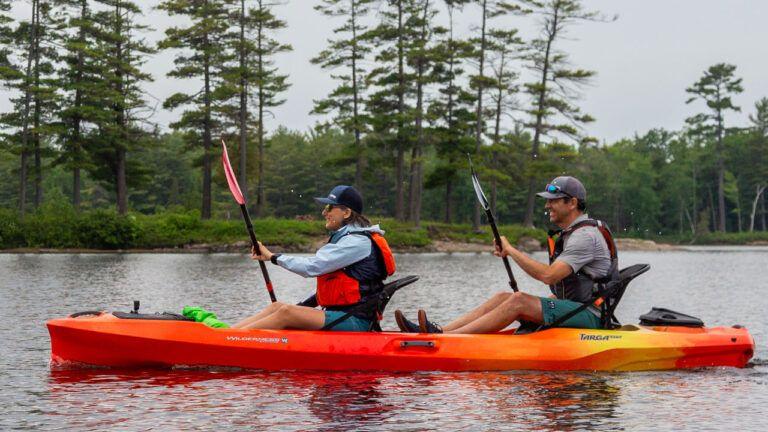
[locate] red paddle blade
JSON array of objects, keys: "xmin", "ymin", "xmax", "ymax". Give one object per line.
[{"xmin": 221, "ymin": 139, "xmax": 245, "ymax": 205}]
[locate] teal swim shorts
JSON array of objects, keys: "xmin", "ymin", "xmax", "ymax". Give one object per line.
[
  {"xmin": 323, "ymin": 310, "xmax": 373, "ymax": 332},
  {"xmin": 539, "ymin": 297, "xmax": 602, "ymax": 329}
]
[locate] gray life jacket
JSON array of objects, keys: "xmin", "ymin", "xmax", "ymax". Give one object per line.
[{"xmin": 547, "ymin": 219, "xmax": 619, "ymax": 304}]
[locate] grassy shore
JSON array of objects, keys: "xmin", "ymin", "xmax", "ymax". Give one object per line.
[
  {"xmin": 657, "ymin": 231, "xmax": 768, "ymax": 246},
  {"xmin": 0, "ymin": 207, "xmax": 546, "ymax": 252},
  {"xmin": 2, "ymin": 207, "xmax": 766, "ymax": 252}
]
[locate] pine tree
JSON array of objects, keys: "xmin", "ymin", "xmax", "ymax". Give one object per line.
[
  {"xmin": 745, "ymin": 98, "xmax": 767, "ymax": 232},
  {"xmin": 365, "ymin": 0, "xmax": 421, "ymax": 220},
  {"xmin": 425, "ymin": 0, "xmax": 475, "ymax": 222},
  {"xmin": 485, "ymin": 28, "xmax": 523, "ymax": 214},
  {"xmin": 83, "ymin": 1, "xmax": 155, "ymax": 215},
  {"xmin": 406, "ymin": 0, "xmax": 442, "ymax": 226},
  {"xmin": 30, "ymin": 1, "xmax": 60, "ymax": 209},
  {"xmin": 0, "ymin": 0, "xmax": 60, "ymax": 213},
  {"xmin": 246, "ymin": 0, "xmax": 291, "ymax": 216},
  {"xmin": 54, "ymin": 0, "xmax": 102, "ymax": 209},
  {"xmin": 0, "ymin": 1, "xmax": 13, "ymax": 79},
  {"xmin": 311, "ymin": 0, "xmax": 373, "ymax": 193},
  {"xmin": 159, "ymin": 0, "xmax": 235, "ymax": 219},
  {"xmin": 521, "ymin": 0, "xmax": 609, "ymax": 228},
  {"xmin": 470, "ymin": 0, "xmax": 527, "ymax": 229},
  {"xmin": 10, "ymin": 1, "xmax": 39, "ymax": 214},
  {"xmin": 685, "ymin": 63, "xmax": 743, "ymax": 232},
  {"xmin": 234, "ymin": 0, "xmax": 249, "ymax": 205},
  {"xmin": 0, "ymin": 1, "xmax": 19, "ymax": 204},
  {"xmin": 750, "ymin": 97, "xmax": 768, "ymax": 137}
]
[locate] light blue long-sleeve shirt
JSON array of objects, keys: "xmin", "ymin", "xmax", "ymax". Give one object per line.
[{"xmin": 275, "ymin": 224, "xmax": 385, "ymax": 278}]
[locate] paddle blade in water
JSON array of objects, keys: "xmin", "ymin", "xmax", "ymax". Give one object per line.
[
  {"xmin": 468, "ymin": 156, "xmax": 490, "ymax": 211},
  {"xmin": 221, "ymin": 140, "xmax": 245, "ymax": 205}
]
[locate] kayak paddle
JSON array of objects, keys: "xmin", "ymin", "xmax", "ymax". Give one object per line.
[
  {"xmin": 222, "ymin": 139, "xmax": 277, "ymax": 303},
  {"xmin": 468, "ymin": 155, "xmax": 518, "ymax": 292}
]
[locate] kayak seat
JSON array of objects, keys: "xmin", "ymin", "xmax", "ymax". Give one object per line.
[
  {"xmin": 296, "ymin": 275, "xmax": 420, "ymax": 331},
  {"xmin": 539, "ymin": 263, "xmax": 650, "ymax": 331},
  {"xmin": 597, "ymin": 263, "xmax": 651, "ymax": 329}
]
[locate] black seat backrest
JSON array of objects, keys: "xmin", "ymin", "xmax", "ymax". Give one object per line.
[
  {"xmin": 619, "ymin": 263, "xmax": 651, "ymax": 281},
  {"xmin": 601, "ymin": 263, "xmax": 650, "ymax": 328},
  {"xmin": 377, "ymin": 275, "xmax": 420, "ymax": 315}
]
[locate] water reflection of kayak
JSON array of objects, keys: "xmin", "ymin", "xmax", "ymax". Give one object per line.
[{"xmin": 47, "ymin": 311, "xmax": 754, "ymax": 372}]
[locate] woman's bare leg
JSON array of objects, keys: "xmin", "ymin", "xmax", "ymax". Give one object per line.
[
  {"xmin": 448, "ymin": 292, "xmax": 543, "ymax": 334},
  {"xmin": 241, "ymin": 304, "xmax": 326, "ymax": 330},
  {"xmin": 232, "ymin": 301, "xmax": 285, "ymax": 328},
  {"xmin": 441, "ymin": 292, "xmax": 514, "ymax": 332}
]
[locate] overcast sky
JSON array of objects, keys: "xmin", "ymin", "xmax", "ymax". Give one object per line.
[{"xmin": 3, "ymin": 0, "xmax": 767, "ymax": 143}]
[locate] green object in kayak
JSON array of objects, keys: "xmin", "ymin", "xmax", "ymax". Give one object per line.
[{"xmin": 182, "ymin": 306, "xmax": 230, "ymax": 328}]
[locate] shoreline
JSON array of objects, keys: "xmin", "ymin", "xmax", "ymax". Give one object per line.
[{"xmin": 0, "ymin": 238, "xmax": 704, "ymax": 254}]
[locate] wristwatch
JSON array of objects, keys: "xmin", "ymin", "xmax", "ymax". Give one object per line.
[{"xmin": 270, "ymin": 253, "xmax": 282, "ymax": 265}]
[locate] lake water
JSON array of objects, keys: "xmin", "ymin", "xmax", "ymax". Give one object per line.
[{"xmin": 1, "ymin": 248, "xmax": 767, "ymax": 431}]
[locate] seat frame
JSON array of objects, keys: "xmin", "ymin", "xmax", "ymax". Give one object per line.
[
  {"xmin": 540, "ymin": 263, "xmax": 651, "ymax": 331},
  {"xmin": 296, "ymin": 275, "xmax": 420, "ymax": 331}
]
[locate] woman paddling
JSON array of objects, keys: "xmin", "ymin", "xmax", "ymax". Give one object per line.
[{"xmin": 232, "ymin": 185, "xmax": 396, "ymax": 331}]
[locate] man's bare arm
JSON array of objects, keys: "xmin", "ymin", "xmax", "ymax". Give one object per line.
[{"xmin": 495, "ymin": 236, "xmax": 572, "ymax": 285}]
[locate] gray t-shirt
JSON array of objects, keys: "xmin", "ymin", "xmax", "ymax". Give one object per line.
[{"xmin": 555, "ymin": 214, "xmax": 612, "ymax": 280}]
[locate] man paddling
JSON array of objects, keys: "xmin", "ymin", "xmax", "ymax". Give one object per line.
[{"xmin": 395, "ymin": 176, "xmax": 618, "ymax": 334}]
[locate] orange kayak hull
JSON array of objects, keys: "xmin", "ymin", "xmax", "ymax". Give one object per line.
[{"xmin": 47, "ymin": 313, "xmax": 754, "ymax": 372}]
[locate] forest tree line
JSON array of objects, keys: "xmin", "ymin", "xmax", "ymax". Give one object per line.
[{"xmin": 0, "ymin": 1, "xmax": 766, "ymax": 238}]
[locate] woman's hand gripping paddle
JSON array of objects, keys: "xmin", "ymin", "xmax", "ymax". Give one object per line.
[
  {"xmin": 222, "ymin": 139, "xmax": 277, "ymax": 302},
  {"xmin": 468, "ymin": 155, "xmax": 519, "ymax": 292}
]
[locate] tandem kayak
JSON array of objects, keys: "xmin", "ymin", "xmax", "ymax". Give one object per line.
[{"xmin": 47, "ymin": 311, "xmax": 754, "ymax": 372}]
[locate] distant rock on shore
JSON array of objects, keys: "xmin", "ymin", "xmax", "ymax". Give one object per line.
[
  {"xmin": 428, "ymin": 240, "xmax": 489, "ymax": 253},
  {"xmin": 614, "ymin": 238, "xmax": 678, "ymax": 251},
  {"xmin": 424, "ymin": 236, "xmax": 544, "ymax": 254}
]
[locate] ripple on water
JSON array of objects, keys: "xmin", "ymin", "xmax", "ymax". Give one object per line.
[{"xmin": 1, "ymin": 251, "xmax": 767, "ymax": 431}]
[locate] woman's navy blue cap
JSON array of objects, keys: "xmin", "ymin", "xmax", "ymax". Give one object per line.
[{"xmin": 314, "ymin": 185, "xmax": 364, "ymax": 214}]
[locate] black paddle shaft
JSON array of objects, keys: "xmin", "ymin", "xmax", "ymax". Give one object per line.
[
  {"xmin": 485, "ymin": 208, "xmax": 519, "ymax": 292},
  {"xmin": 468, "ymin": 155, "xmax": 519, "ymax": 293},
  {"xmin": 239, "ymin": 204, "xmax": 277, "ymax": 303}
]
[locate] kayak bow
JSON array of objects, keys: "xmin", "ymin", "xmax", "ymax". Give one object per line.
[{"xmin": 47, "ymin": 312, "xmax": 754, "ymax": 372}]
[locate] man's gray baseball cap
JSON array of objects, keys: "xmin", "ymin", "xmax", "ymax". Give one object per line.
[{"xmin": 536, "ymin": 176, "xmax": 586, "ymax": 201}]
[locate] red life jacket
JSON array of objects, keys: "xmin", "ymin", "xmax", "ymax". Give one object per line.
[{"xmin": 316, "ymin": 232, "xmax": 396, "ymax": 307}]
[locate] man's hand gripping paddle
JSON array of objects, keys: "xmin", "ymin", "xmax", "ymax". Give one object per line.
[
  {"xmin": 222, "ymin": 139, "xmax": 277, "ymax": 302},
  {"xmin": 468, "ymin": 155, "xmax": 519, "ymax": 292}
]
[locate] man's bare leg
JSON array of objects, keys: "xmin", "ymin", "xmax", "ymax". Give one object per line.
[
  {"xmin": 441, "ymin": 292, "xmax": 514, "ymax": 332},
  {"xmin": 241, "ymin": 304, "xmax": 326, "ymax": 330},
  {"xmin": 443, "ymin": 291, "xmax": 513, "ymax": 332},
  {"xmin": 448, "ymin": 292, "xmax": 543, "ymax": 334}
]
